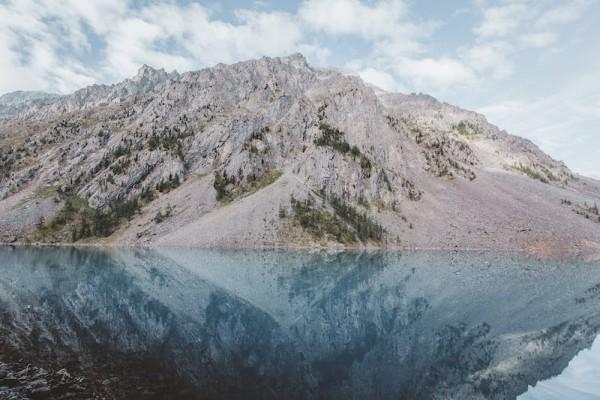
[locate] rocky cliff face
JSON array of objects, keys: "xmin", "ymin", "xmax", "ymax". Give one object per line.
[{"xmin": 0, "ymin": 54, "xmax": 598, "ymax": 254}]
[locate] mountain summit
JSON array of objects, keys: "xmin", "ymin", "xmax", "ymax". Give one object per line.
[{"xmin": 0, "ymin": 55, "xmax": 598, "ymax": 257}]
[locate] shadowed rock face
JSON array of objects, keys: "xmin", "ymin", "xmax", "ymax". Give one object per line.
[{"xmin": 1, "ymin": 247, "xmax": 600, "ymax": 399}]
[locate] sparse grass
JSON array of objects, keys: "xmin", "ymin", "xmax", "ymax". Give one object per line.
[
  {"xmin": 214, "ymin": 169, "xmax": 282, "ymax": 204},
  {"xmin": 147, "ymin": 125, "xmax": 193, "ymax": 159},
  {"xmin": 452, "ymin": 121, "xmax": 482, "ymax": 139},
  {"xmin": 514, "ymin": 163, "xmax": 549, "ymax": 184},
  {"xmin": 562, "ymin": 198, "xmax": 600, "ymax": 223},
  {"xmin": 32, "ymin": 194, "xmax": 145, "ymax": 243},
  {"xmin": 110, "ymin": 157, "xmax": 131, "ymax": 175},
  {"xmin": 245, "ymin": 170, "xmax": 283, "ymax": 195},
  {"xmin": 11, "ymin": 186, "xmax": 59, "ymax": 211},
  {"xmin": 156, "ymin": 174, "xmax": 181, "ymax": 193},
  {"xmin": 371, "ymin": 198, "xmax": 386, "ymax": 211},
  {"xmin": 192, "ymin": 173, "xmax": 210, "ymax": 181}
]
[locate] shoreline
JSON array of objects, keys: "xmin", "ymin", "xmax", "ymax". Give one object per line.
[{"xmin": 2, "ymin": 240, "xmax": 598, "ymax": 262}]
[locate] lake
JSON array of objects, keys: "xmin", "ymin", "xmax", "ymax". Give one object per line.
[{"xmin": 1, "ymin": 247, "xmax": 599, "ymax": 399}]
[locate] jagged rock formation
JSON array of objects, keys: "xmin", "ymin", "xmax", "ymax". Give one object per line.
[{"xmin": 0, "ymin": 54, "xmax": 598, "ymax": 255}]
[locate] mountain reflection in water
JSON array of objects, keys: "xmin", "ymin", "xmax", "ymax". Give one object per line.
[{"xmin": 0, "ymin": 247, "xmax": 600, "ymax": 400}]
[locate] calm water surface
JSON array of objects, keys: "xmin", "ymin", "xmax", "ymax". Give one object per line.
[{"xmin": 0, "ymin": 247, "xmax": 599, "ymax": 399}]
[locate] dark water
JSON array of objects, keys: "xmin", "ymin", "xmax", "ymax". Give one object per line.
[{"xmin": 1, "ymin": 247, "xmax": 600, "ymax": 399}]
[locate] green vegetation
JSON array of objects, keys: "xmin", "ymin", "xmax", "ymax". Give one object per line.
[
  {"xmin": 148, "ymin": 125, "xmax": 193, "ymax": 159},
  {"xmin": 33, "ymin": 194, "xmax": 147, "ymax": 243},
  {"xmin": 290, "ymin": 195, "xmax": 356, "ymax": 244},
  {"xmin": 287, "ymin": 192, "xmax": 385, "ymax": 244},
  {"xmin": 0, "ymin": 152, "xmax": 15, "ymax": 179},
  {"xmin": 562, "ymin": 199, "xmax": 600, "ymax": 223},
  {"xmin": 110, "ymin": 157, "xmax": 131, "ymax": 175},
  {"xmin": 418, "ymin": 133, "xmax": 477, "ymax": 181},
  {"xmin": 213, "ymin": 171, "xmax": 236, "ymax": 203},
  {"xmin": 246, "ymin": 170, "xmax": 283, "ymax": 195},
  {"xmin": 213, "ymin": 169, "xmax": 282, "ymax": 204},
  {"xmin": 156, "ymin": 174, "xmax": 181, "ymax": 193},
  {"xmin": 515, "ymin": 163, "xmax": 549, "ymax": 184},
  {"xmin": 327, "ymin": 192, "xmax": 384, "ymax": 242},
  {"xmin": 112, "ymin": 144, "xmax": 131, "ymax": 159},
  {"xmin": 0, "ymin": 145, "xmax": 32, "ymax": 180},
  {"xmin": 314, "ymin": 123, "xmax": 373, "ymax": 177},
  {"xmin": 452, "ymin": 121, "xmax": 482, "ymax": 138},
  {"xmin": 11, "ymin": 186, "xmax": 59, "ymax": 211}
]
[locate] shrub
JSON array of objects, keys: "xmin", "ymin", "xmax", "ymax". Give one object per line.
[
  {"xmin": 453, "ymin": 121, "xmax": 482, "ymax": 138},
  {"xmin": 290, "ymin": 195, "xmax": 356, "ymax": 244},
  {"xmin": 33, "ymin": 194, "xmax": 146, "ymax": 243},
  {"xmin": 112, "ymin": 144, "xmax": 130, "ymax": 159},
  {"xmin": 288, "ymin": 192, "xmax": 385, "ymax": 244},
  {"xmin": 314, "ymin": 123, "xmax": 373, "ymax": 176},
  {"xmin": 327, "ymin": 192, "xmax": 384, "ymax": 242},
  {"xmin": 515, "ymin": 164, "xmax": 549, "ymax": 184},
  {"xmin": 213, "ymin": 171, "xmax": 235, "ymax": 203},
  {"xmin": 156, "ymin": 174, "xmax": 181, "ymax": 193},
  {"xmin": 213, "ymin": 170, "xmax": 282, "ymax": 204}
]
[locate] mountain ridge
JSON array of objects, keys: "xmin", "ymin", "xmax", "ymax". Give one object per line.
[{"xmin": 0, "ymin": 54, "xmax": 598, "ymax": 257}]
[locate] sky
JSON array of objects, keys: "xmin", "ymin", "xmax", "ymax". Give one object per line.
[{"xmin": 0, "ymin": 0, "xmax": 598, "ymax": 178}]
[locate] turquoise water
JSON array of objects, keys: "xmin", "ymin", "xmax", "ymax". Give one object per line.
[{"xmin": 1, "ymin": 246, "xmax": 599, "ymax": 399}]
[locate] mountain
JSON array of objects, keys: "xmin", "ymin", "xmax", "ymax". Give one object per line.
[
  {"xmin": 0, "ymin": 90, "xmax": 62, "ymax": 119},
  {"xmin": 0, "ymin": 54, "xmax": 598, "ymax": 256}
]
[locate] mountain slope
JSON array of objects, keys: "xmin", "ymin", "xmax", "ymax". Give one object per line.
[{"xmin": 0, "ymin": 54, "xmax": 598, "ymax": 256}]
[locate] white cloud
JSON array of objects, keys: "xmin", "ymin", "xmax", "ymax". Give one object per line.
[
  {"xmin": 299, "ymin": 0, "xmax": 411, "ymax": 40},
  {"xmin": 358, "ymin": 68, "xmax": 400, "ymax": 91},
  {"xmin": 462, "ymin": 41, "xmax": 514, "ymax": 78},
  {"xmin": 536, "ymin": 0, "xmax": 589, "ymax": 28},
  {"xmin": 474, "ymin": 2, "xmax": 528, "ymax": 38},
  {"xmin": 0, "ymin": 0, "xmax": 99, "ymax": 93},
  {"xmin": 461, "ymin": 0, "xmax": 591, "ymax": 83},
  {"xmin": 300, "ymin": 0, "xmax": 464, "ymax": 91},
  {"xmin": 519, "ymin": 31, "xmax": 558, "ymax": 48},
  {"xmin": 299, "ymin": 0, "xmax": 440, "ymax": 57},
  {"xmin": 100, "ymin": 3, "xmax": 307, "ymax": 78},
  {"xmin": 394, "ymin": 57, "xmax": 476, "ymax": 89}
]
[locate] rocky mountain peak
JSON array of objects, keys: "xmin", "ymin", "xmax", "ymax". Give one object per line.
[
  {"xmin": 0, "ymin": 54, "xmax": 598, "ymax": 255},
  {"xmin": 280, "ymin": 52, "xmax": 310, "ymax": 68},
  {"xmin": 132, "ymin": 64, "xmax": 177, "ymax": 84}
]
